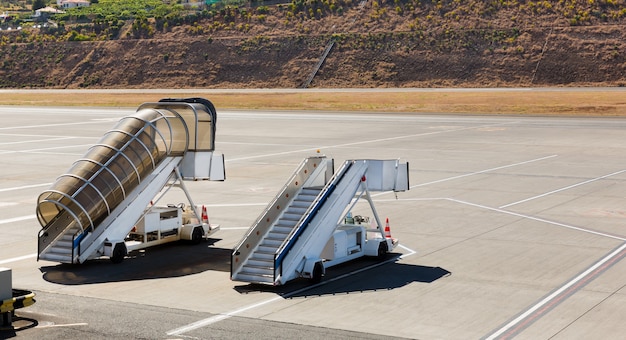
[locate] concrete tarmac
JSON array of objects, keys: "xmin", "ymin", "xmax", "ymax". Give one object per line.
[{"xmin": 1, "ymin": 105, "xmax": 626, "ymax": 339}]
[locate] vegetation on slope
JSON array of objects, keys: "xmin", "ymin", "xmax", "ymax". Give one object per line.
[
  {"xmin": 1, "ymin": 0, "xmax": 625, "ymax": 88},
  {"xmin": 2, "ymin": 0, "xmax": 626, "ymax": 42}
]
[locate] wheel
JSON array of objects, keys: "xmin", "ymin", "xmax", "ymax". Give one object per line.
[
  {"xmin": 310, "ymin": 261, "xmax": 324, "ymax": 284},
  {"xmin": 377, "ymin": 240, "xmax": 389, "ymax": 260},
  {"xmin": 191, "ymin": 226, "xmax": 204, "ymax": 244},
  {"xmin": 110, "ymin": 243, "xmax": 127, "ymax": 264}
]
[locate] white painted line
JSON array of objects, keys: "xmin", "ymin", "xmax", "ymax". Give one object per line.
[
  {"xmin": 500, "ymin": 169, "xmax": 626, "ymax": 208},
  {"xmin": 0, "ymin": 144, "xmax": 90, "ymax": 155},
  {"xmin": 226, "ymin": 147, "xmax": 325, "ymax": 162},
  {"xmin": 0, "ymin": 183, "xmax": 51, "ymax": 192},
  {"xmin": 0, "ymin": 253, "xmax": 36, "ymax": 265},
  {"xmin": 386, "ymin": 196, "xmax": 626, "ymax": 337},
  {"xmin": 383, "ymin": 197, "xmax": 626, "ymax": 242},
  {"xmin": 0, "ymin": 132, "xmax": 93, "ymax": 138},
  {"xmin": 227, "ymin": 122, "xmax": 517, "ymax": 162},
  {"xmin": 0, "ymin": 215, "xmax": 36, "ymax": 225},
  {"xmin": 485, "ymin": 242, "xmax": 626, "ymax": 340},
  {"xmin": 204, "ymin": 203, "xmax": 267, "ymax": 207},
  {"xmin": 0, "ymin": 137, "xmax": 77, "ymax": 146},
  {"xmin": 166, "ymin": 296, "xmax": 284, "ymax": 335},
  {"xmin": 448, "ymin": 198, "xmax": 626, "ymax": 241},
  {"xmin": 36, "ymin": 323, "xmax": 89, "ymax": 329},
  {"xmin": 167, "ymin": 244, "xmax": 418, "ymax": 336},
  {"xmin": 397, "ymin": 244, "xmax": 417, "ymax": 257},
  {"xmin": 370, "ymin": 155, "xmax": 557, "ymax": 200},
  {"xmin": 222, "ymin": 141, "xmax": 315, "ymax": 147},
  {"xmin": 0, "ymin": 120, "xmax": 112, "ymax": 131},
  {"xmin": 410, "ymin": 155, "xmax": 558, "ymax": 189},
  {"xmin": 91, "ymin": 118, "xmax": 121, "ymax": 122}
]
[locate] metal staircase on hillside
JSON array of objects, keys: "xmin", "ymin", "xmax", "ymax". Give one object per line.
[{"xmin": 236, "ymin": 187, "xmax": 322, "ymax": 283}]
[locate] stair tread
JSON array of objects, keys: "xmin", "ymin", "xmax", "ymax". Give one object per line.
[{"xmin": 238, "ymin": 271, "xmax": 273, "ymax": 278}]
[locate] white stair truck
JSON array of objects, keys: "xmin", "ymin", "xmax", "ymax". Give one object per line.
[
  {"xmin": 36, "ymin": 98, "xmax": 225, "ymax": 264},
  {"xmin": 231, "ymin": 156, "xmax": 409, "ymax": 285}
]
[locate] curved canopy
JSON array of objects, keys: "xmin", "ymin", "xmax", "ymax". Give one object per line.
[{"xmin": 36, "ymin": 99, "xmax": 216, "ymax": 233}]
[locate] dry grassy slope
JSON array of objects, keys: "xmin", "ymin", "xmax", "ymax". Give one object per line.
[{"xmin": 1, "ymin": 1, "xmax": 626, "ymax": 88}]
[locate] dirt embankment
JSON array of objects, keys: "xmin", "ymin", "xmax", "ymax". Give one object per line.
[{"xmin": 1, "ymin": 0, "xmax": 626, "ymax": 89}]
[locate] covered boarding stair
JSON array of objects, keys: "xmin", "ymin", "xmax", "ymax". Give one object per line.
[
  {"xmin": 36, "ymin": 98, "xmax": 225, "ymax": 264},
  {"xmin": 231, "ymin": 156, "xmax": 409, "ymax": 285}
]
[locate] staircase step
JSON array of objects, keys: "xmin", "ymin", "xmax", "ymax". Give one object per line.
[
  {"xmin": 49, "ymin": 242, "xmax": 71, "ymax": 250},
  {"xmin": 286, "ymin": 206, "xmax": 307, "ymax": 214},
  {"xmin": 236, "ymin": 271, "xmax": 274, "ymax": 284},
  {"xmin": 254, "ymin": 250, "xmax": 275, "ymax": 259},
  {"xmin": 273, "ymin": 226, "xmax": 294, "ymax": 234},
  {"xmin": 56, "ymin": 240, "xmax": 72, "ymax": 248},
  {"xmin": 232, "ymin": 185, "xmax": 325, "ymax": 284},
  {"xmin": 281, "ymin": 213, "xmax": 302, "ymax": 221},
  {"xmin": 276, "ymin": 220, "xmax": 297, "ymax": 229},
  {"xmin": 247, "ymin": 257, "xmax": 273, "ymax": 267},
  {"xmin": 295, "ymin": 195, "xmax": 317, "ymax": 202},
  {"xmin": 257, "ymin": 245, "xmax": 278, "ymax": 253},
  {"xmin": 301, "ymin": 188, "xmax": 322, "ymax": 195},
  {"xmin": 39, "ymin": 252, "xmax": 73, "ymax": 263},
  {"xmin": 241, "ymin": 264, "xmax": 273, "ymax": 276},
  {"xmin": 292, "ymin": 200, "xmax": 313, "ymax": 208},
  {"xmin": 267, "ymin": 231, "xmax": 289, "ymax": 240},
  {"xmin": 261, "ymin": 238, "xmax": 283, "ymax": 247}
]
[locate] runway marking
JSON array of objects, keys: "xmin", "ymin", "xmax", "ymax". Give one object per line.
[
  {"xmin": 0, "ymin": 183, "xmax": 52, "ymax": 192},
  {"xmin": 0, "ymin": 253, "xmax": 36, "ymax": 265},
  {"xmin": 166, "ymin": 244, "xmax": 418, "ymax": 336},
  {"xmin": 448, "ymin": 198, "xmax": 626, "ymax": 241},
  {"xmin": 377, "ymin": 196, "xmax": 626, "ymax": 240},
  {"xmin": 0, "ymin": 215, "xmax": 36, "ymax": 225},
  {"xmin": 410, "ymin": 155, "xmax": 558, "ymax": 189},
  {"xmin": 0, "ymin": 132, "xmax": 94, "ymax": 138},
  {"xmin": 0, "ymin": 120, "xmax": 112, "ymax": 131},
  {"xmin": 0, "ymin": 137, "xmax": 77, "ymax": 146},
  {"xmin": 369, "ymin": 155, "xmax": 557, "ymax": 200},
  {"xmin": 36, "ymin": 322, "xmax": 89, "ymax": 329},
  {"xmin": 396, "ymin": 244, "xmax": 417, "ymax": 257},
  {"xmin": 0, "ymin": 144, "xmax": 90, "ymax": 155},
  {"xmin": 485, "ymin": 242, "xmax": 626, "ymax": 340},
  {"xmin": 500, "ymin": 169, "xmax": 626, "ymax": 208},
  {"xmin": 227, "ymin": 122, "xmax": 517, "ymax": 162},
  {"xmin": 204, "ymin": 203, "xmax": 266, "ymax": 207},
  {"xmin": 383, "ymin": 196, "xmax": 626, "ymax": 338}
]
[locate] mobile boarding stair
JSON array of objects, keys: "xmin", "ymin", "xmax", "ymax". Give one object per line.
[
  {"xmin": 231, "ymin": 156, "xmax": 409, "ymax": 285},
  {"xmin": 36, "ymin": 98, "xmax": 225, "ymax": 264}
]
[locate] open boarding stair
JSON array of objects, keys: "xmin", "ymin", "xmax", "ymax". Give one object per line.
[
  {"xmin": 231, "ymin": 156, "xmax": 409, "ymax": 285},
  {"xmin": 36, "ymin": 98, "xmax": 225, "ymax": 264}
]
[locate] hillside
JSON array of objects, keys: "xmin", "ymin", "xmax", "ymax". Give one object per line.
[{"xmin": 1, "ymin": 0, "xmax": 626, "ymax": 88}]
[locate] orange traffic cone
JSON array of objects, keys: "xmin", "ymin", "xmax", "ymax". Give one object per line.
[
  {"xmin": 201, "ymin": 205, "xmax": 209, "ymax": 225},
  {"xmin": 384, "ymin": 218, "xmax": 392, "ymax": 239}
]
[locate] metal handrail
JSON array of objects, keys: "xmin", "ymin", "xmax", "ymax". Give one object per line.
[
  {"xmin": 274, "ymin": 160, "xmax": 353, "ymax": 273},
  {"xmin": 230, "ymin": 156, "xmax": 326, "ymax": 277}
]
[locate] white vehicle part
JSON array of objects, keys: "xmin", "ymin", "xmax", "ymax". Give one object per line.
[
  {"xmin": 36, "ymin": 98, "xmax": 223, "ymax": 264},
  {"xmin": 231, "ymin": 157, "xmax": 409, "ymax": 285}
]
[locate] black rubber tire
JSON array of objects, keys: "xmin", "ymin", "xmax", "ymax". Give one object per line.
[
  {"xmin": 110, "ymin": 243, "xmax": 127, "ymax": 264},
  {"xmin": 191, "ymin": 226, "xmax": 203, "ymax": 244},
  {"xmin": 377, "ymin": 241, "xmax": 389, "ymax": 260},
  {"xmin": 310, "ymin": 261, "xmax": 324, "ymax": 284}
]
